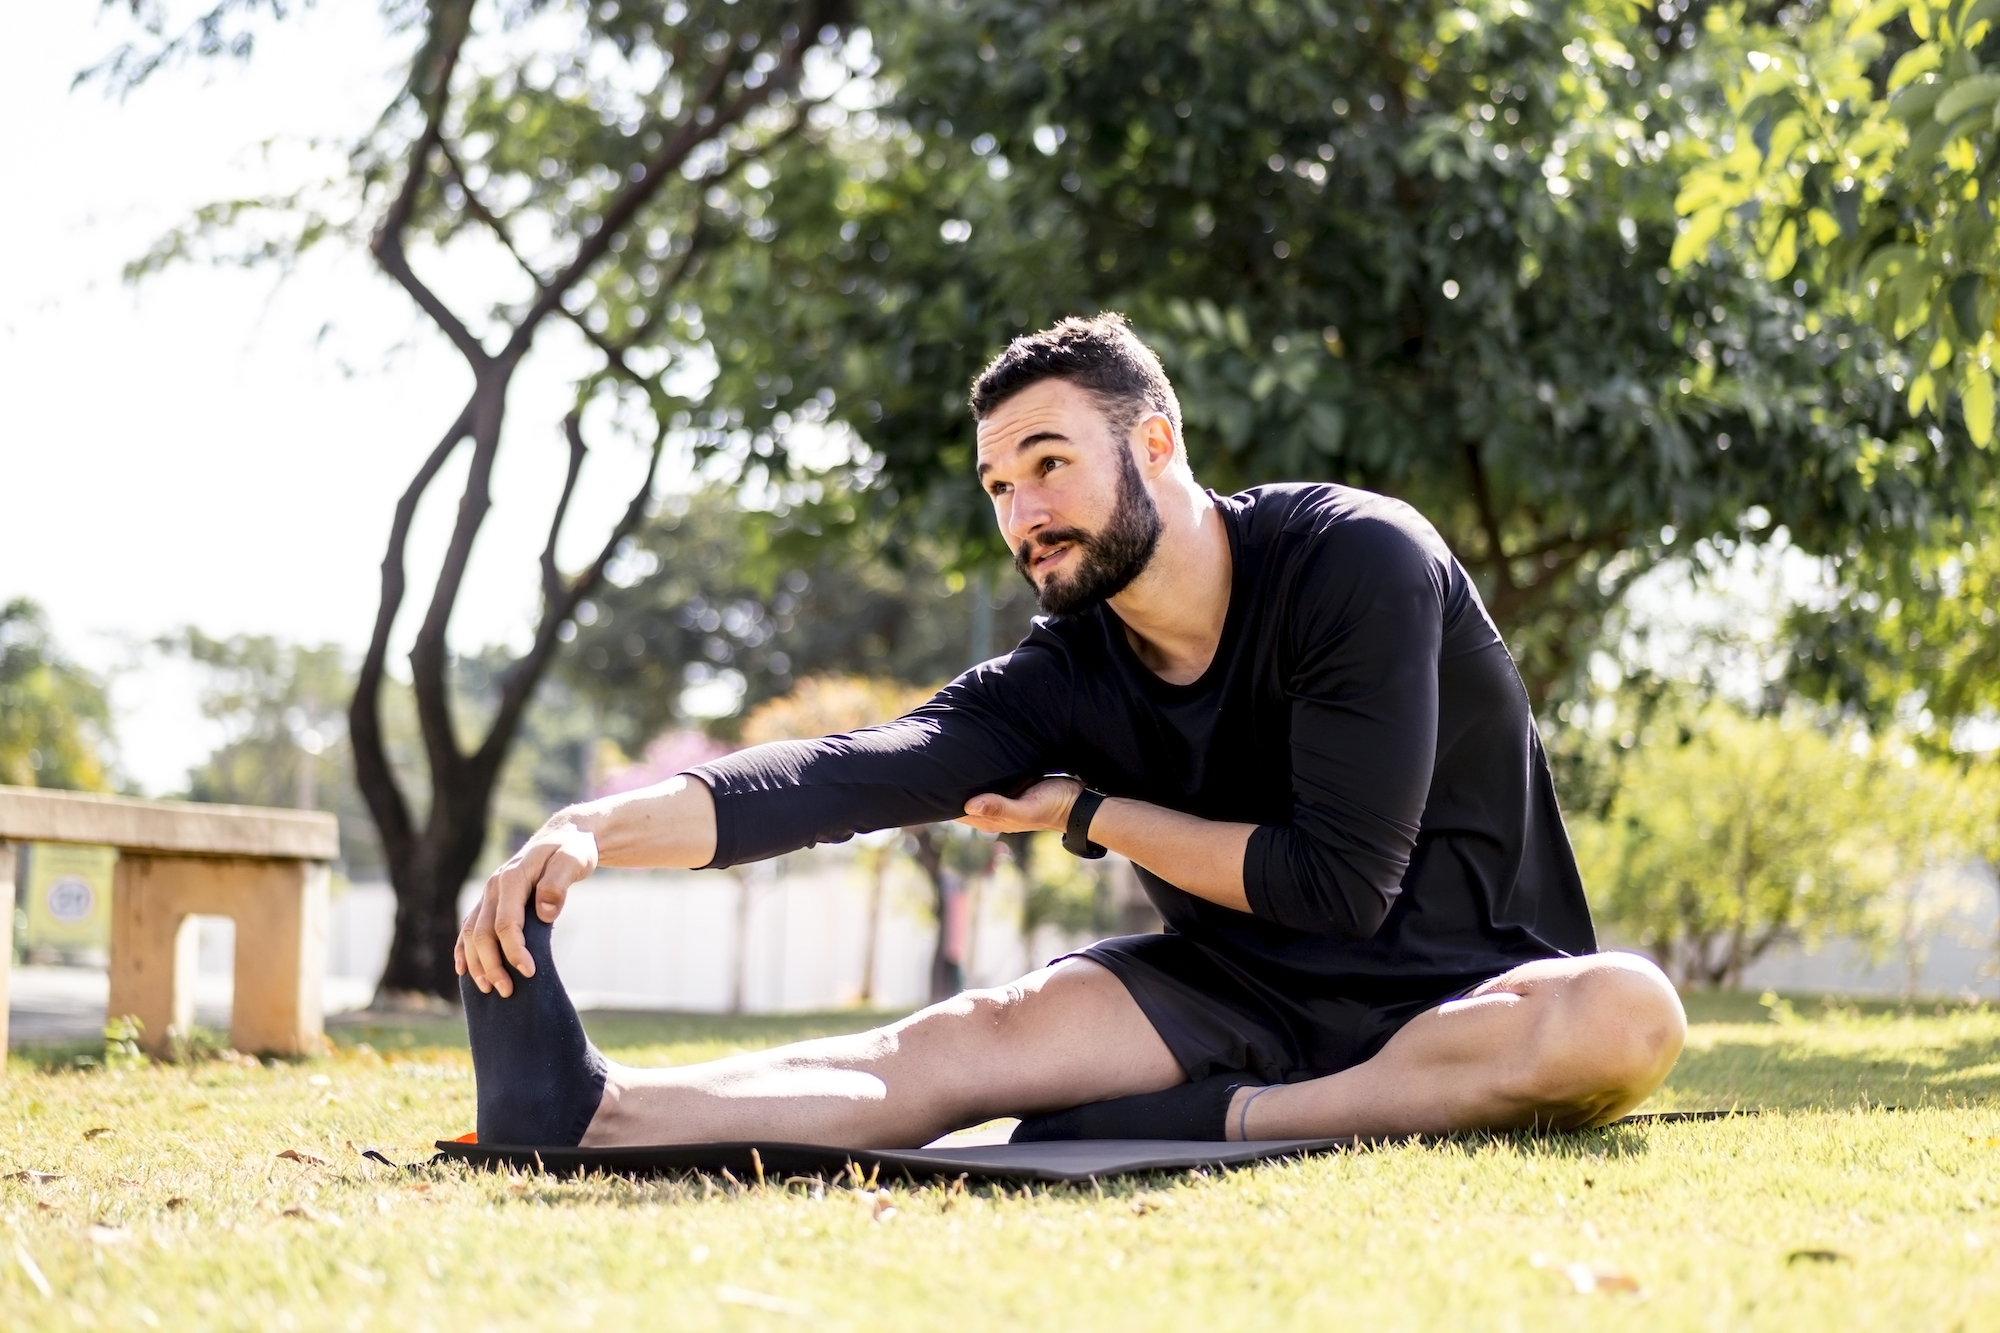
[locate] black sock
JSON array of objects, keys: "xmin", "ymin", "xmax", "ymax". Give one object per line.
[
  {"xmin": 1010, "ymin": 1072, "xmax": 1262, "ymax": 1143},
  {"xmin": 459, "ymin": 913, "xmax": 607, "ymax": 1147}
]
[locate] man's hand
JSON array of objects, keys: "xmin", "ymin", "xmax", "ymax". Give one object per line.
[
  {"xmin": 958, "ymin": 776, "xmax": 1083, "ymax": 835},
  {"xmin": 455, "ymin": 820, "xmax": 600, "ymax": 997}
]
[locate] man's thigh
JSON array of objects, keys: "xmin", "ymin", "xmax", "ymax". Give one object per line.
[{"xmin": 883, "ymin": 956, "xmax": 1186, "ymax": 1122}]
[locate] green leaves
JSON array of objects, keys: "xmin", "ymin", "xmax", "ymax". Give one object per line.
[
  {"xmin": 679, "ymin": 0, "xmax": 1949, "ymax": 702},
  {"xmin": 1675, "ymin": 0, "xmax": 2000, "ymax": 452}
]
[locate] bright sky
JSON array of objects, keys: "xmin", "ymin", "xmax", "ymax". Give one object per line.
[{"xmin": 1, "ymin": 4, "xmax": 672, "ymax": 794}]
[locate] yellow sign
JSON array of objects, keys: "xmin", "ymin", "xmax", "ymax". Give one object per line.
[{"xmin": 22, "ymin": 842, "xmax": 117, "ymax": 954}]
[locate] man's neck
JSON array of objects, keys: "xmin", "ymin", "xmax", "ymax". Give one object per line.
[{"xmin": 1107, "ymin": 480, "xmax": 1231, "ymax": 687}]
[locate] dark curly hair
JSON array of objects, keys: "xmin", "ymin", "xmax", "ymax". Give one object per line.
[{"xmin": 969, "ymin": 313, "xmax": 1184, "ymax": 453}]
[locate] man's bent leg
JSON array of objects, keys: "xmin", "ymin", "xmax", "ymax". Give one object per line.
[
  {"xmin": 1229, "ymin": 952, "xmax": 1686, "ymax": 1141},
  {"xmin": 580, "ymin": 956, "xmax": 1184, "ymax": 1149}
]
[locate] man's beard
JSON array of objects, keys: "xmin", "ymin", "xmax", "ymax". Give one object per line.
[{"xmin": 1014, "ymin": 447, "xmax": 1164, "ymax": 616}]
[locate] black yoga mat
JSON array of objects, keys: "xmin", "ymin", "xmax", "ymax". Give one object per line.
[
  {"xmin": 433, "ymin": 1136, "xmax": 1352, "ymax": 1184},
  {"xmin": 431, "ymin": 1111, "xmax": 1735, "ymax": 1184}
]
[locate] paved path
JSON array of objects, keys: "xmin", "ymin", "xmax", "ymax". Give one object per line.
[{"xmin": 8, "ymin": 966, "xmax": 378, "ymax": 1046}]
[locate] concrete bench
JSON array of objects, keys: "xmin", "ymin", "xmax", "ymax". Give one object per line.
[{"xmin": 1, "ymin": 785, "xmax": 340, "ymax": 1064}]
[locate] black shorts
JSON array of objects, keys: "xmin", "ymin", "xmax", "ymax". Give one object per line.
[{"xmin": 1076, "ymin": 932, "xmax": 1513, "ymax": 1086}]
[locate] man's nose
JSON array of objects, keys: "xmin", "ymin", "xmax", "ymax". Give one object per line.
[{"xmin": 1006, "ymin": 486, "xmax": 1052, "ymax": 545}]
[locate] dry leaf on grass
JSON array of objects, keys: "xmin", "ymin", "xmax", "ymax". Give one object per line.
[
  {"xmin": 717, "ymin": 1286, "xmax": 814, "ymax": 1318},
  {"xmin": 5, "ymin": 1170, "xmax": 63, "ymax": 1184},
  {"xmin": 1130, "ymin": 1193, "xmax": 1175, "ymax": 1216},
  {"xmin": 1786, "ymin": 1248, "xmax": 1848, "ymax": 1265},
  {"xmin": 82, "ymin": 1127, "xmax": 112, "ymax": 1141},
  {"xmin": 87, "ymin": 1225, "xmax": 131, "ymax": 1246},
  {"xmin": 280, "ymin": 1204, "xmax": 343, "ymax": 1227},
  {"xmin": 164, "ymin": 1198, "xmax": 187, "ymax": 1210},
  {"xmin": 276, "ymin": 1149, "xmax": 328, "ymax": 1167}
]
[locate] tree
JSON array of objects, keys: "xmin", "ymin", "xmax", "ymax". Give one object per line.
[
  {"xmin": 680, "ymin": 0, "xmax": 1963, "ymax": 701},
  {"xmin": 1571, "ymin": 701, "xmax": 1980, "ymax": 986},
  {"xmin": 103, "ymin": 0, "xmax": 855, "ymax": 997},
  {"xmin": 0, "ymin": 600, "xmax": 115, "ymax": 792}
]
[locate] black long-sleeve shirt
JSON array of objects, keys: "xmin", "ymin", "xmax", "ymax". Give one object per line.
[{"xmin": 692, "ymin": 483, "xmax": 1594, "ymax": 989}]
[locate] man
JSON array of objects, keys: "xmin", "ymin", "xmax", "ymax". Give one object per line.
[{"xmin": 455, "ymin": 313, "xmax": 1686, "ymax": 1151}]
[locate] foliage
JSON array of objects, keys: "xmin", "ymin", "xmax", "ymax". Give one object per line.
[
  {"xmin": 1572, "ymin": 701, "xmax": 1988, "ymax": 986},
  {"xmin": 1785, "ymin": 514, "xmax": 2000, "ymax": 753},
  {"xmin": 739, "ymin": 672, "xmax": 933, "ymax": 742},
  {"xmin": 677, "ymin": 0, "xmax": 1954, "ymax": 700},
  {"xmin": 0, "ymin": 599, "xmax": 114, "ymax": 792},
  {"xmin": 168, "ymin": 629, "xmax": 383, "ymax": 873},
  {"xmin": 1674, "ymin": 0, "xmax": 2000, "ymax": 442},
  {"xmin": 6, "ymin": 1006, "xmax": 2000, "ymax": 1328},
  {"xmin": 558, "ymin": 489, "xmax": 1034, "ymax": 745}
]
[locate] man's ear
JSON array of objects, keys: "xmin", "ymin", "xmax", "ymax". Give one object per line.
[{"xmin": 1134, "ymin": 412, "xmax": 1178, "ymax": 477}]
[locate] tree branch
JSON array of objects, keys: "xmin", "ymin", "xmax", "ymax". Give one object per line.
[
  {"xmin": 1462, "ymin": 441, "xmax": 1515, "ymax": 596},
  {"xmin": 367, "ymin": 0, "xmax": 490, "ymax": 369},
  {"xmin": 503, "ymin": 1, "xmax": 834, "ymax": 357},
  {"xmin": 474, "ymin": 399, "xmax": 673, "ymax": 776},
  {"xmin": 540, "ymin": 410, "xmax": 591, "ymax": 609},
  {"xmin": 349, "ymin": 398, "xmax": 476, "ymax": 863}
]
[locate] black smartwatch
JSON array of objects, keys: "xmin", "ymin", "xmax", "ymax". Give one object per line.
[{"xmin": 1062, "ymin": 786, "xmax": 1108, "ymax": 859}]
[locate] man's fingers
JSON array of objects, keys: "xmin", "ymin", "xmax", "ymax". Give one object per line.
[
  {"xmin": 535, "ymin": 880, "xmax": 568, "ymax": 924},
  {"xmin": 467, "ymin": 888, "xmax": 513, "ymax": 997}
]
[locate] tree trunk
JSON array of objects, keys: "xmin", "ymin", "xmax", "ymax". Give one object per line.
[
  {"xmin": 907, "ymin": 827, "xmax": 962, "ymax": 1003},
  {"xmin": 372, "ymin": 776, "xmax": 498, "ymax": 996}
]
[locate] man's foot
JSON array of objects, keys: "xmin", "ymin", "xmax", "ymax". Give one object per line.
[
  {"xmin": 1010, "ymin": 1071, "xmax": 1257, "ymax": 1142},
  {"xmin": 459, "ymin": 913, "xmax": 607, "ymax": 1147}
]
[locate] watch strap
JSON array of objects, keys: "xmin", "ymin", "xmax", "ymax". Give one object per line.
[{"xmin": 1062, "ymin": 787, "xmax": 1108, "ymax": 859}]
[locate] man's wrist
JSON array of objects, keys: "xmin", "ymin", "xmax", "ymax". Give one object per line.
[{"xmin": 1062, "ymin": 787, "xmax": 1109, "ymax": 859}]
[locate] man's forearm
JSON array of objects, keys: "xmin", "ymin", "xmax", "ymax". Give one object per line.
[
  {"xmin": 1086, "ymin": 796, "xmax": 1255, "ymax": 914},
  {"xmin": 562, "ymin": 774, "xmax": 718, "ymax": 869}
]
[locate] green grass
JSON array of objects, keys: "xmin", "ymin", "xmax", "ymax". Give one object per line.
[{"xmin": 3, "ymin": 993, "xmax": 1997, "ymax": 1331}]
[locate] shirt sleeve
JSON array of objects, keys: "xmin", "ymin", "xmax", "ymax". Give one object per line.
[
  {"xmin": 687, "ymin": 642, "xmax": 1072, "ymax": 868},
  {"xmin": 1240, "ymin": 512, "xmax": 1443, "ymax": 937}
]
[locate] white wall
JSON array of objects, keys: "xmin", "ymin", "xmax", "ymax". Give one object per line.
[{"xmin": 320, "ymin": 842, "xmax": 1102, "ymax": 1013}]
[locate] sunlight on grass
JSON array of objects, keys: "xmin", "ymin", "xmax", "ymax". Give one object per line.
[{"xmin": 2, "ymin": 998, "xmax": 1997, "ymax": 1330}]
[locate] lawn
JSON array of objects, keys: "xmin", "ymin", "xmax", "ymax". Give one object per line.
[{"xmin": 2, "ymin": 991, "xmax": 1996, "ymax": 1331}]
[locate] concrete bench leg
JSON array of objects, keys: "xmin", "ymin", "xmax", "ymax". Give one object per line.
[
  {"xmin": 1, "ymin": 842, "xmax": 14, "ymax": 1066},
  {"xmin": 109, "ymin": 855, "xmax": 328, "ymax": 1059}
]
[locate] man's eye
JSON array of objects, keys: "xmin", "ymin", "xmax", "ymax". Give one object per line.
[
  {"xmin": 989, "ymin": 482, "xmax": 1011, "ymax": 497},
  {"xmin": 1040, "ymin": 456, "xmax": 1064, "ymax": 474}
]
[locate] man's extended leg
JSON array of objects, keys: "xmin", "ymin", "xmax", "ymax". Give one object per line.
[
  {"xmin": 1227, "ymin": 952, "xmax": 1686, "ymax": 1141},
  {"xmin": 571, "ymin": 953, "xmax": 1184, "ymax": 1149}
]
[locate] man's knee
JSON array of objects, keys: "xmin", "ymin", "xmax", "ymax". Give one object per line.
[{"xmin": 1511, "ymin": 953, "xmax": 1686, "ymax": 1119}]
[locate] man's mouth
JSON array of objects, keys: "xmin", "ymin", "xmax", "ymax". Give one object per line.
[{"xmin": 1030, "ymin": 544, "xmax": 1072, "ymax": 576}]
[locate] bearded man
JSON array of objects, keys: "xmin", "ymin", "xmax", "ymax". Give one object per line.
[{"xmin": 454, "ymin": 313, "xmax": 1686, "ymax": 1151}]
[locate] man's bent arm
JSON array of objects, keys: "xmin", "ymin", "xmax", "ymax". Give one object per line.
[{"xmin": 960, "ymin": 781, "xmax": 1255, "ymax": 915}]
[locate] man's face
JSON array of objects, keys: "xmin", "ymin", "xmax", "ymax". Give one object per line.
[{"xmin": 974, "ymin": 379, "xmax": 1163, "ymax": 615}]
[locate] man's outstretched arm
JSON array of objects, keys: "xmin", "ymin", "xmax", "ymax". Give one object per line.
[{"xmin": 457, "ymin": 775, "xmax": 717, "ymax": 996}]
